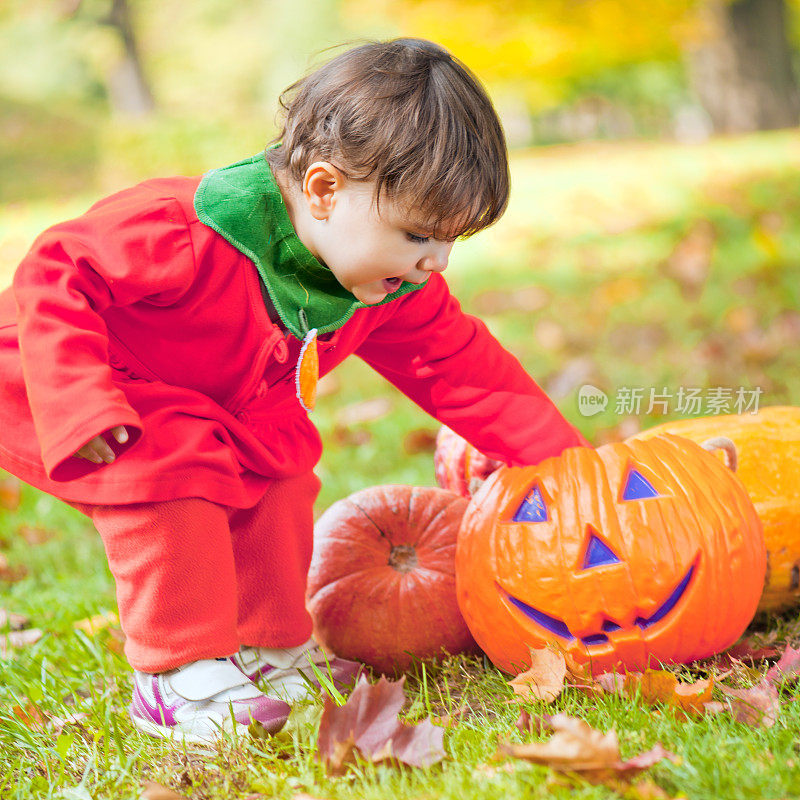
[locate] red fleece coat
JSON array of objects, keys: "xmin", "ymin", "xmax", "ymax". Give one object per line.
[{"xmin": 0, "ymin": 175, "xmax": 586, "ymax": 506}]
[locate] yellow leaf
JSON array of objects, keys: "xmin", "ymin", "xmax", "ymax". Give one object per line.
[{"xmin": 74, "ymin": 611, "xmax": 119, "ymax": 636}]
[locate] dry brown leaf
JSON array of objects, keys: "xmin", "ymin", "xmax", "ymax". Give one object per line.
[
  {"xmin": 0, "ymin": 627, "xmax": 43, "ymax": 656},
  {"xmin": 0, "ymin": 476, "xmax": 21, "ymax": 510},
  {"xmin": 624, "ymin": 670, "xmax": 677, "ymax": 706},
  {"xmin": 719, "ymin": 681, "xmax": 780, "ymax": 728},
  {"xmin": 595, "ymin": 672, "xmax": 626, "ymax": 695},
  {"xmin": 316, "ymin": 675, "xmax": 445, "ymax": 774},
  {"xmin": 723, "ymin": 636, "xmax": 780, "ymax": 664},
  {"xmin": 335, "ymin": 397, "xmax": 392, "ymax": 427},
  {"xmin": 765, "ymin": 643, "xmax": 800, "ymax": 685},
  {"xmin": 402, "ymin": 428, "xmax": 438, "ymax": 455},
  {"xmin": 498, "ymin": 713, "xmax": 676, "ymax": 785},
  {"xmin": 140, "ymin": 782, "xmax": 189, "ymax": 800},
  {"xmin": 13, "ymin": 702, "xmax": 46, "ymax": 729},
  {"xmin": 670, "ymin": 678, "xmax": 713, "ymax": 717},
  {"xmin": 508, "ymin": 647, "xmax": 567, "ymax": 704},
  {"xmin": 624, "ymin": 670, "xmax": 712, "ymax": 718},
  {"xmin": 74, "ymin": 611, "xmax": 119, "ymax": 636},
  {"xmin": 17, "ymin": 526, "xmax": 54, "ymax": 546},
  {"xmin": 0, "ymin": 552, "xmax": 27, "ymax": 583},
  {"xmin": 0, "ymin": 608, "xmax": 29, "ymax": 630},
  {"xmin": 499, "ymin": 714, "xmax": 619, "ymax": 773}
]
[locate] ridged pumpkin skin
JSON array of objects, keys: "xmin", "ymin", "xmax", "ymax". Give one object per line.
[
  {"xmin": 434, "ymin": 426, "xmax": 501, "ymax": 498},
  {"xmin": 456, "ymin": 435, "xmax": 765, "ymax": 676},
  {"xmin": 631, "ymin": 406, "xmax": 800, "ymax": 613},
  {"xmin": 307, "ymin": 485, "xmax": 476, "ymax": 675}
]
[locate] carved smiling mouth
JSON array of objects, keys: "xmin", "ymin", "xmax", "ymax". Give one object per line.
[{"xmin": 500, "ymin": 561, "xmax": 697, "ymax": 647}]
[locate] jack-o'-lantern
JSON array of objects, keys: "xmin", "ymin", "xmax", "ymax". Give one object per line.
[{"xmin": 456, "ymin": 434, "xmax": 765, "ymax": 676}]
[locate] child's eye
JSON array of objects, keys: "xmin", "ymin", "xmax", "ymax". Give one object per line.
[{"xmin": 406, "ymin": 232, "xmax": 430, "ymax": 244}]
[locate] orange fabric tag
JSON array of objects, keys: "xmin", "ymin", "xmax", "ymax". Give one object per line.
[{"xmin": 295, "ymin": 328, "xmax": 319, "ymax": 412}]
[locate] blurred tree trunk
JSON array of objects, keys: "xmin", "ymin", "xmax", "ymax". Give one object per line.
[
  {"xmin": 103, "ymin": 0, "xmax": 155, "ymax": 115},
  {"xmin": 688, "ymin": 0, "xmax": 799, "ymax": 132}
]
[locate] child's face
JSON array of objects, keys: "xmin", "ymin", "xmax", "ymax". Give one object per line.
[{"xmin": 300, "ymin": 167, "xmax": 455, "ymax": 305}]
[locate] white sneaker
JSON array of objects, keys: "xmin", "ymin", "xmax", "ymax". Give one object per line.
[
  {"xmin": 129, "ymin": 657, "xmax": 291, "ymax": 744},
  {"xmin": 230, "ymin": 637, "xmax": 362, "ymax": 702}
]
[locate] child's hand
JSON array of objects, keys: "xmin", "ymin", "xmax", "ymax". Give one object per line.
[{"xmin": 74, "ymin": 426, "xmax": 129, "ymax": 465}]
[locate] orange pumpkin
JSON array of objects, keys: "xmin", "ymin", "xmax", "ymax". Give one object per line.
[
  {"xmin": 434, "ymin": 426, "xmax": 501, "ymax": 498},
  {"xmin": 631, "ymin": 406, "xmax": 800, "ymax": 613},
  {"xmin": 456, "ymin": 435, "xmax": 765, "ymax": 675},
  {"xmin": 307, "ymin": 485, "xmax": 477, "ymax": 675}
]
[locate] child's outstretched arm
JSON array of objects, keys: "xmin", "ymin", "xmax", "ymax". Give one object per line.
[
  {"xmin": 12, "ymin": 186, "xmax": 196, "ymax": 480},
  {"xmin": 356, "ymin": 273, "xmax": 589, "ymax": 467}
]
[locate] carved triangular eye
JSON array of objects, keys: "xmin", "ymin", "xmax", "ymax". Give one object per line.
[
  {"xmin": 582, "ymin": 529, "xmax": 621, "ymax": 569},
  {"xmin": 513, "ymin": 485, "xmax": 547, "ymax": 522},
  {"xmin": 621, "ymin": 468, "xmax": 659, "ymax": 501}
]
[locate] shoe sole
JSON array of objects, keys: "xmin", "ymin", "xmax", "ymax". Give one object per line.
[{"xmin": 129, "ymin": 705, "xmax": 287, "ymax": 745}]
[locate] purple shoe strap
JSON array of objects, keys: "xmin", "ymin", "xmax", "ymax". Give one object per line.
[{"xmin": 131, "ymin": 676, "xmax": 185, "ymax": 727}]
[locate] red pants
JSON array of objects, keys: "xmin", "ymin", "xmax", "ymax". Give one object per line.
[{"xmin": 73, "ymin": 471, "xmax": 321, "ymax": 672}]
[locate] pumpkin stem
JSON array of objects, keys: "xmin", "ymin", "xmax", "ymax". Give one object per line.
[
  {"xmin": 388, "ymin": 544, "xmax": 418, "ymax": 572},
  {"xmin": 700, "ymin": 436, "xmax": 738, "ymax": 472}
]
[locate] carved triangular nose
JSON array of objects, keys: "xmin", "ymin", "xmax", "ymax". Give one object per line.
[{"xmin": 581, "ymin": 525, "xmax": 621, "ymax": 569}]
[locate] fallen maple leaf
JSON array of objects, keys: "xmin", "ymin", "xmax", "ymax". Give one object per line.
[
  {"xmin": 724, "ymin": 637, "xmax": 780, "ymax": 664},
  {"xmin": 719, "ymin": 681, "xmax": 780, "ymax": 728},
  {"xmin": 765, "ymin": 644, "xmax": 800, "ymax": 685},
  {"xmin": 498, "ymin": 713, "xmax": 676, "ymax": 785},
  {"xmin": 140, "ymin": 782, "xmax": 189, "ymax": 800},
  {"xmin": 624, "ymin": 670, "xmax": 712, "ymax": 718},
  {"xmin": 508, "ymin": 646, "xmax": 567, "ymax": 703},
  {"xmin": 316, "ymin": 675, "xmax": 445, "ymax": 774}
]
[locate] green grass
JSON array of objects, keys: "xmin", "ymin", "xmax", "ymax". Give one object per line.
[{"xmin": 1, "ymin": 130, "xmax": 800, "ymax": 797}]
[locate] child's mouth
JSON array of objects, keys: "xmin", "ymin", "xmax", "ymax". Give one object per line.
[{"xmin": 382, "ymin": 277, "xmax": 402, "ymax": 292}]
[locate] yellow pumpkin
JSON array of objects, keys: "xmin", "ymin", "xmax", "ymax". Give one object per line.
[{"xmin": 631, "ymin": 406, "xmax": 800, "ymax": 613}]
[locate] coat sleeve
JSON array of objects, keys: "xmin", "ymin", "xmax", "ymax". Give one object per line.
[
  {"xmin": 355, "ymin": 273, "xmax": 589, "ymax": 466},
  {"xmin": 12, "ymin": 186, "xmax": 197, "ymax": 480}
]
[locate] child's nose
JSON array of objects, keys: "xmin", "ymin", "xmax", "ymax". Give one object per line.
[{"xmin": 419, "ymin": 252, "xmax": 449, "ymax": 273}]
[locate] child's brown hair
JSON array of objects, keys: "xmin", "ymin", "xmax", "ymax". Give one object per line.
[{"xmin": 266, "ymin": 38, "xmax": 509, "ymax": 239}]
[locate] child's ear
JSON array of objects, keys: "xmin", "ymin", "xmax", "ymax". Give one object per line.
[{"xmin": 302, "ymin": 162, "xmax": 345, "ymax": 221}]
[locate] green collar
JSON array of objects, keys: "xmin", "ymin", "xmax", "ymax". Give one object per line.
[{"xmin": 193, "ymin": 153, "xmax": 422, "ymax": 340}]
